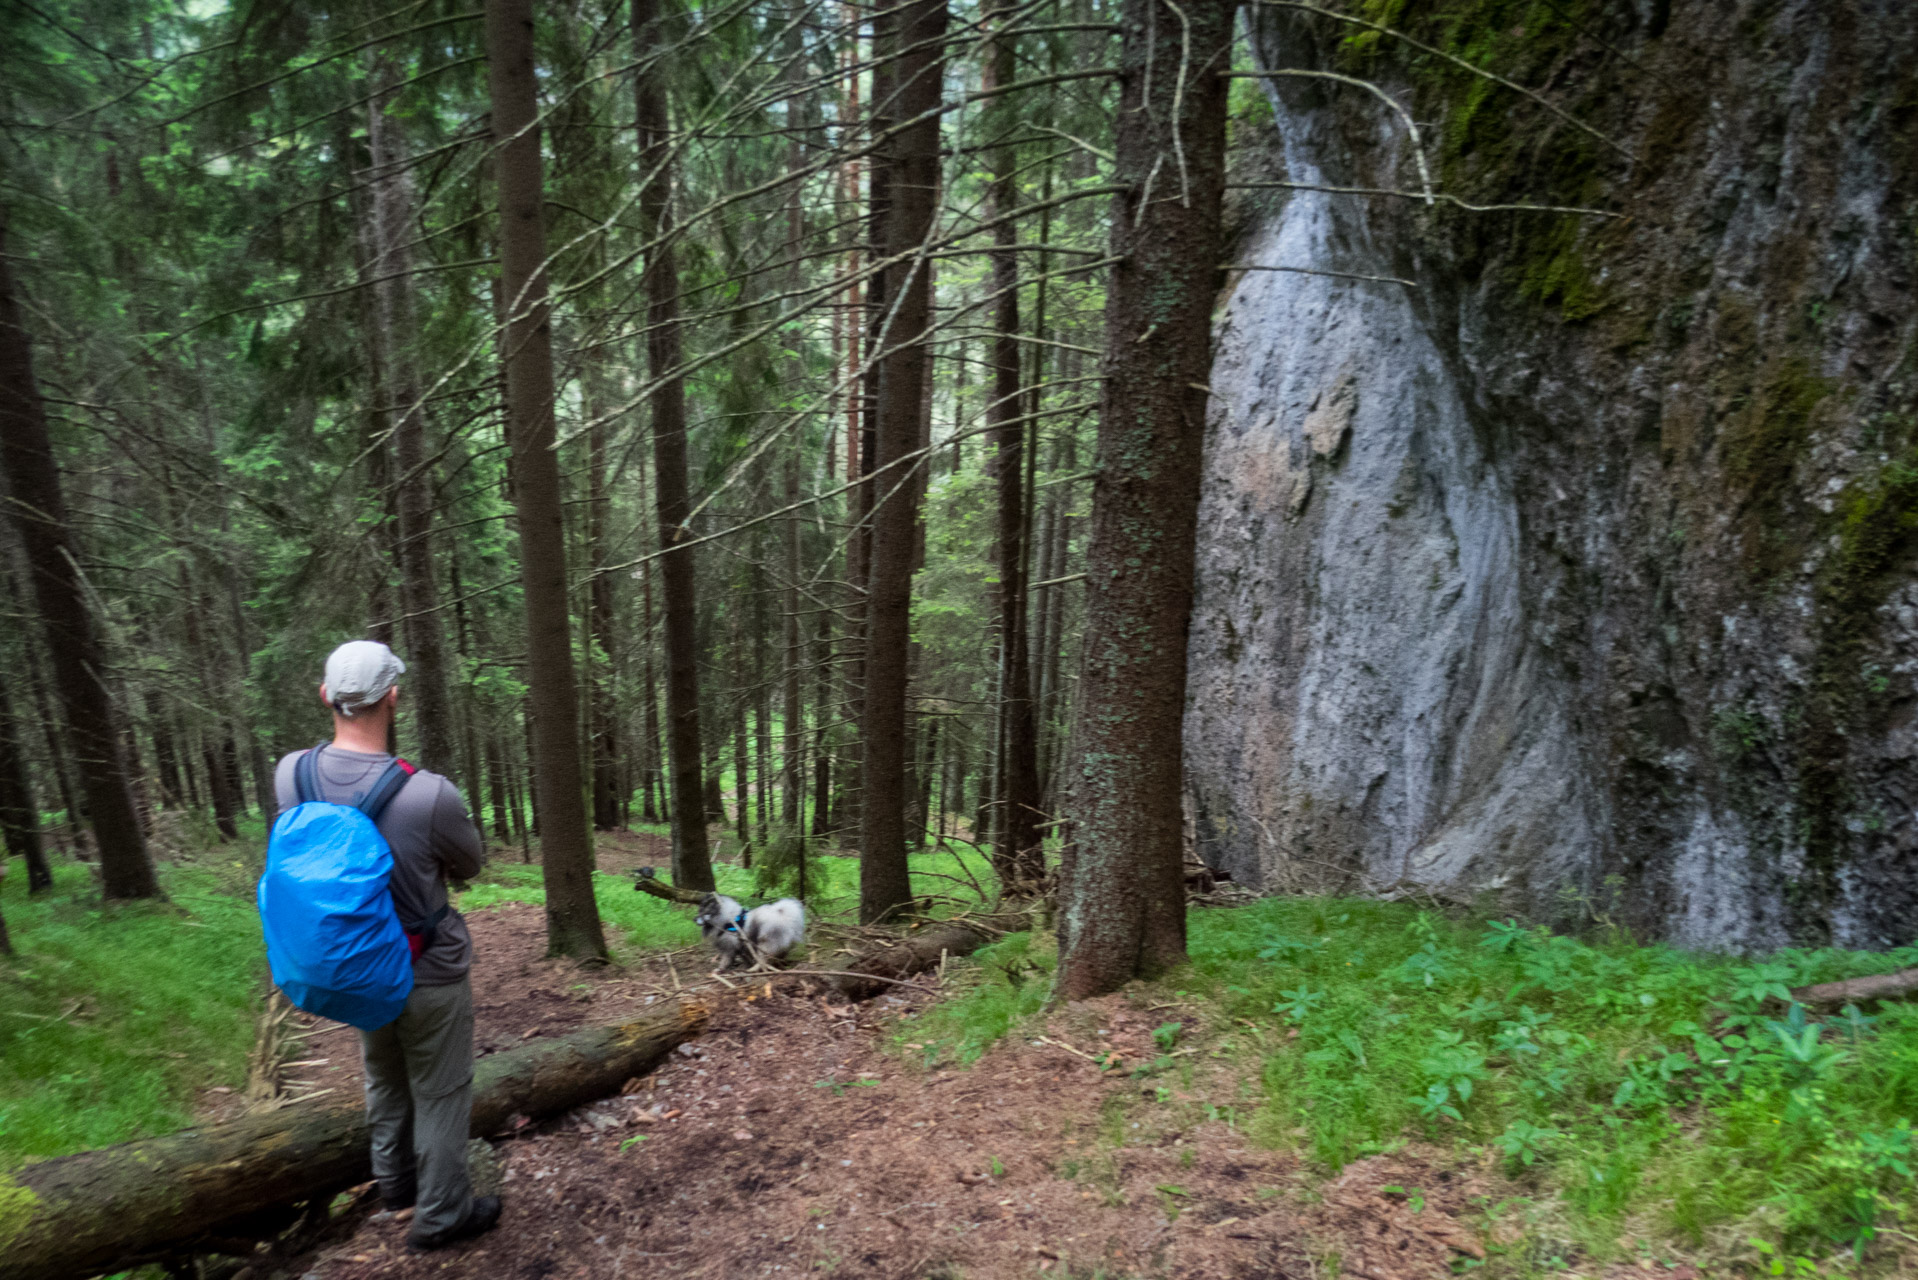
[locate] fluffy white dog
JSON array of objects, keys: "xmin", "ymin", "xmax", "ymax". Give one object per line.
[{"xmin": 694, "ymin": 893, "xmax": 806, "ymax": 971}]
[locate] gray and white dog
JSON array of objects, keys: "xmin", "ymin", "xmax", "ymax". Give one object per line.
[{"xmin": 694, "ymin": 893, "xmax": 806, "ymax": 971}]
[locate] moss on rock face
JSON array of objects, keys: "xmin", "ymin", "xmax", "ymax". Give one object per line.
[
  {"xmin": 1723, "ymin": 359, "xmax": 1831, "ymax": 493},
  {"xmin": 1518, "ymin": 218, "xmax": 1607, "ymax": 320}
]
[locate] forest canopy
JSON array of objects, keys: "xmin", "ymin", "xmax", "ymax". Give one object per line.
[{"xmin": 0, "ymin": 0, "xmax": 1285, "ymax": 989}]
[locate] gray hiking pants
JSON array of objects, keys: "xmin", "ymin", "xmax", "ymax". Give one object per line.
[{"xmin": 360, "ymin": 976, "xmax": 474, "ymax": 1238}]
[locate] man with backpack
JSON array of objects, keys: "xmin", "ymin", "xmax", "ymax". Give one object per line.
[{"xmin": 265, "ymin": 639, "xmax": 500, "ymax": 1251}]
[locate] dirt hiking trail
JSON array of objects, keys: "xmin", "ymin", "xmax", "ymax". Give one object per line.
[{"xmin": 258, "ymin": 898, "xmax": 1515, "ymax": 1280}]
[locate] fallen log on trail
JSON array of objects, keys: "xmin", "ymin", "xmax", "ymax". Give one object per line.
[
  {"xmin": 0, "ymin": 1000, "xmax": 706, "ymax": 1280},
  {"xmin": 798, "ymin": 909, "xmax": 1035, "ymax": 1001},
  {"xmin": 1790, "ymin": 967, "xmax": 1918, "ymax": 1010},
  {"xmin": 631, "ymin": 865, "xmax": 707, "ymax": 905}
]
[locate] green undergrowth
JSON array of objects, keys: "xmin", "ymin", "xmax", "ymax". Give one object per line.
[
  {"xmin": 903, "ymin": 898, "xmax": 1918, "ymax": 1273},
  {"xmin": 898, "ymin": 930, "xmax": 1056, "ymax": 1067},
  {"xmin": 0, "ymin": 859, "xmax": 265, "ymax": 1169}
]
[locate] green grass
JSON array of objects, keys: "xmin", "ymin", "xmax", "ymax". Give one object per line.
[
  {"xmin": 0, "ymin": 859, "xmax": 266, "ymax": 1169},
  {"xmin": 904, "ymin": 897, "xmax": 1918, "ymax": 1272},
  {"xmin": 897, "ymin": 929, "xmax": 1055, "ymax": 1066}
]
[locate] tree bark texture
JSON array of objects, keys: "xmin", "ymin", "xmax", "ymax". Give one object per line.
[
  {"xmin": 485, "ymin": 0, "xmax": 609, "ymax": 961},
  {"xmin": 859, "ymin": 0, "xmax": 945, "ymax": 924},
  {"xmin": 635, "ymin": 0, "xmax": 716, "ymax": 893},
  {"xmin": 982, "ymin": 8, "xmax": 1044, "ymax": 892},
  {"xmin": 0, "ymin": 1004, "xmax": 706, "ymax": 1280},
  {"xmin": 367, "ymin": 61, "xmax": 457, "ymax": 776},
  {"xmin": 0, "ymin": 211, "xmax": 159, "ymax": 900},
  {"xmin": 1053, "ymin": 0, "xmax": 1229, "ymax": 1001}
]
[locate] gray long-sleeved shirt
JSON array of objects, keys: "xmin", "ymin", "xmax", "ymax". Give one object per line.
[{"xmin": 273, "ymin": 745, "xmax": 485, "ymax": 986}]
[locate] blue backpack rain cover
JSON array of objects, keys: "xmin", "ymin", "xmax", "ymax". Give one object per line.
[{"xmin": 258, "ymin": 747, "xmax": 417, "ymax": 1031}]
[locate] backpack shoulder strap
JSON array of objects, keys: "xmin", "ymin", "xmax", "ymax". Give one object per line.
[
  {"xmin": 292, "ymin": 744, "xmax": 327, "ymax": 806},
  {"xmin": 357, "ymin": 757, "xmax": 417, "ymax": 823}
]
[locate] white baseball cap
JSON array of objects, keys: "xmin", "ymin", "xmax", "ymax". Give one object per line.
[{"xmin": 323, "ymin": 640, "xmax": 406, "ymax": 717}]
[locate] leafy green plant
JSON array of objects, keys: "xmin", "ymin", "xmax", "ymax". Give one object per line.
[
  {"xmin": 1493, "ymin": 1120, "xmax": 1559, "ymax": 1170},
  {"xmin": 1272, "ymin": 987, "xmax": 1325, "ymax": 1024}
]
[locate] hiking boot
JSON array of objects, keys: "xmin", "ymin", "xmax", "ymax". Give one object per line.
[
  {"xmin": 379, "ymin": 1180, "xmax": 416, "ymax": 1212},
  {"xmin": 407, "ymin": 1196, "xmax": 501, "ymax": 1252}
]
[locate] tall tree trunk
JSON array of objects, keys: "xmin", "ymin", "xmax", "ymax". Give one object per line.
[
  {"xmin": 982, "ymin": 6, "xmax": 1043, "ymax": 890},
  {"xmin": 635, "ymin": 0, "xmax": 715, "ymax": 892},
  {"xmin": 202, "ymin": 737, "xmax": 237, "ymax": 843},
  {"xmin": 1054, "ymin": 0, "xmax": 1229, "ymax": 1001},
  {"xmin": 843, "ymin": 6, "xmax": 893, "ymax": 849},
  {"xmin": 348, "ymin": 135, "xmax": 400, "ymax": 654},
  {"xmin": 914, "ymin": 713, "xmax": 938, "ymax": 849},
  {"xmin": 859, "ymin": 0, "xmax": 945, "ymax": 924},
  {"xmin": 366, "ymin": 61, "xmax": 456, "ymax": 773},
  {"xmin": 487, "ymin": 737, "xmax": 510, "ymax": 842},
  {"xmin": 783, "ymin": 455, "xmax": 806, "ymax": 829},
  {"xmin": 143, "ymin": 689, "xmax": 184, "ymax": 809},
  {"xmin": 1038, "ymin": 426, "xmax": 1078, "ymax": 812},
  {"xmin": 731, "ymin": 606, "xmax": 752, "ymax": 858},
  {"xmin": 639, "ymin": 560, "xmax": 665, "ymax": 823},
  {"xmin": 753, "ymin": 570, "xmax": 773, "ymax": 835},
  {"xmin": 0, "ymin": 682, "xmax": 51, "ymax": 892},
  {"xmin": 587, "ymin": 413, "xmax": 622, "ymax": 831},
  {"xmin": 450, "ymin": 561, "xmax": 485, "ymax": 822},
  {"xmin": 782, "ymin": 113, "xmax": 807, "ymax": 831},
  {"xmin": 485, "ymin": 0, "xmax": 608, "ymax": 961},
  {"xmin": 811, "ymin": 593, "xmax": 833, "ymax": 842},
  {"xmin": 0, "ymin": 212, "xmax": 159, "ymax": 900}
]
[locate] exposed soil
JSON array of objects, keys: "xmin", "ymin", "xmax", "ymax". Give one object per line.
[{"xmin": 244, "ymin": 894, "xmax": 1510, "ymax": 1280}]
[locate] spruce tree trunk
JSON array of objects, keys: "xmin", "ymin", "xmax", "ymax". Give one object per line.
[
  {"xmin": 982, "ymin": 7, "xmax": 1043, "ymax": 891},
  {"xmin": 783, "ymin": 451, "xmax": 806, "ymax": 828},
  {"xmin": 0, "ymin": 682, "xmax": 51, "ymax": 892},
  {"xmin": 485, "ymin": 0, "xmax": 608, "ymax": 961},
  {"xmin": 486, "ymin": 738, "xmax": 510, "ymax": 842},
  {"xmin": 731, "ymin": 607, "xmax": 752, "ymax": 855},
  {"xmin": 782, "ymin": 124, "xmax": 807, "ymax": 830},
  {"xmin": 812, "ymin": 599, "xmax": 833, "ymax": 841},
  {"xmin": 0, "ymin": 211, "xmax": 159, "ymax": 900},
  {"xmin": 367, "ymin": 61, "xmax": 457, "ymax": 776},
  {"xmin": 639, "ymin": 560, "xmax": 665, "ymax": 823},
  {"xmin": 753, "ymin": 572, "xmax": 773, "ymax": 834},
  {"xmin": 859, "ymin": 0, "xmax": 945, "ymax": 924},
  {"xmin": 635, "ymin": 0, "xmax": 716, "ymax": 892},
  {"xmin": 349, "ymin": 146, "xmax": 400, "ymax": 654},
  {"xmin": 1054, "ymin": 0, "xmax": 1229, "ymax": 1001},
  {"xmin": 588, "ymin": 418, "xmax": 622, "ymax": 830},
  {"xmin": 143, "ymin": 689, "xmax": 184, "ymax": 810}
]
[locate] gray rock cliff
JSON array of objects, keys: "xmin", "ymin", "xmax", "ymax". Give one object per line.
[{"xmin": 1186, "ymin": 0, "xmax": 1918, "ymax": 950}]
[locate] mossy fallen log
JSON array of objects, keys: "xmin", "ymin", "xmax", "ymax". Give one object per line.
[
  {"xmin": 800, "ymin": 909, "xmax": 1035, "ymax": 1001},
  {"xmin": 631, "ymin": 865, "xmax": 707, "ymax": 905},
  {"xmin": 0, "ymin": 1000, "xmax": 707, "ymax": 1280},
  {"xmin": 1790, "ymin": 967, "xmax": 1918, "ymax": 1010}
]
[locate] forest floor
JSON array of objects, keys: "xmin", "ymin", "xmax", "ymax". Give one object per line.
[
  {"xmin": 271, "ymin": 898, "xmax": 1511, "ymax": 1280},
  {"xmin": 11, "ymin": 827, "xmax": 1918, "ymax": 1279}
]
